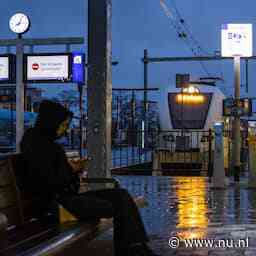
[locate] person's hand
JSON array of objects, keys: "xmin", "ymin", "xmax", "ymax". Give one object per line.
[{"xmin": 69, "ymin": 158, "xmax": 88, "ymax": 173}]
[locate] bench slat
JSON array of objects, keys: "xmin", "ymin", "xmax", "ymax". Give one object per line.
[{"xmin": 0, "ymin": 222, "xmax": 98, "ymax": 256}]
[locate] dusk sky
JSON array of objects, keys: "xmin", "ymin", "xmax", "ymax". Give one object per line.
[{"xmin": 0, "ymin": 0, "xmax": 256, "ymax": 99}]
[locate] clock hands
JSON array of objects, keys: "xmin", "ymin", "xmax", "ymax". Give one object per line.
[{"xmin": 16, "ymin": 16, "xmax": 24, "ymax": 26}]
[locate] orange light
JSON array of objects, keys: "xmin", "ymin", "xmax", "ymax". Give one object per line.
[{"xmin": 176, "ymin": 94, "xmax": 205, "ymax": 104}]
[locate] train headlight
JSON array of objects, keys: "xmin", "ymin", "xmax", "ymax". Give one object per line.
[
  {"xmin": 176, "ymin": 94, "xmax": 205, "ymax": 104},
  {"xmin": 177, "ymin": 86, "xmax": 204, "ymax": 104}
]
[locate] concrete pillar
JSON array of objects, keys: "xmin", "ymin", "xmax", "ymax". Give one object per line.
[
  {"xmin": 212, "ymin": 122, "xmax": 226, "ymax": 188},
  {"xmin": 87, "ymin": 0, "xmax": 112, "ymax": 181}
]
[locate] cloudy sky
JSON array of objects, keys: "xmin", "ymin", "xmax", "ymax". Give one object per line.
[{"xmin": 0, "ymin": 0, "xmax": 256, "ymax": 98}]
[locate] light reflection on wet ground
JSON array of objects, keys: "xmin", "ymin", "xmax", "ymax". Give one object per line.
[{"xmin": 100, "ymin": 176, "xmax": 256, "ymax": 255}]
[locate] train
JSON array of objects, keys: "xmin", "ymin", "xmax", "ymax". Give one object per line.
[
  {"xmin": 158, "ymin": 84, "xmax": 226, "ymax": 131},
  {"xmin": 156, "ymin": 84, "xmax": 226, "ymax": 155}
]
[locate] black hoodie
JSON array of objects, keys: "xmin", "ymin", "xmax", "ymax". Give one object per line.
[{"xmin": 20, "ymin": 100, "xmax": 80, "ymax": 201}]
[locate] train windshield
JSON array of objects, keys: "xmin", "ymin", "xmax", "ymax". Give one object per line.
[{"xmin": 168, "ymin": 93, "xmax": 213, "ymax": 129}]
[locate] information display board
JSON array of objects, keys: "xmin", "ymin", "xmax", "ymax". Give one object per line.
[
  {"xmin": 72, "ymin": 52, "xmax": 85, "ymax": 84},
  {"xmin": 0, "ymin": 55, "xmax": 15, "ymax": 83},
  {"xmin": 25, "ymin": 53, "xmax": 72, "ymax": 83},
  {"xmin": 221, "ymin": 24, "xmax": 252, "ymax": 57},
  {"xmin": 0, "ymin": 57, "xmax": 8, "ymax": 81}
]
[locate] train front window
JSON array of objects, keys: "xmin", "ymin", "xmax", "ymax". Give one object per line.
[{"xmin": 168, "ymin": 93, "xmax": 213, "ymax": 129}]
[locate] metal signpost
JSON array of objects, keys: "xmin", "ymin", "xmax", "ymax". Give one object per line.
[
  {"xmin": 72, "ymin": 52, "xmax": 86, "ymax": 158},
  {"xmin": 15, "ymin": 38, "xmax": 24, "ymax": 152},
  {"xmin": 221, "ymin": 23, "xmax": 253, "ymax": 182}
]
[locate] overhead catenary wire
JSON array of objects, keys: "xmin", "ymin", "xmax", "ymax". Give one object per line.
[
  {"xmin": 159, "ymin": 0, "xmax": 223, "ymax": 78},
  {"xmin": 171, "ymin": 0, "xmax": 210, "ymax": 56}
]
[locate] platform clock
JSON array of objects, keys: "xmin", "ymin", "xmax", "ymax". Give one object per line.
[{"xmin": 9, "ymin": 13, "xmax": 30, "ymax": 35}]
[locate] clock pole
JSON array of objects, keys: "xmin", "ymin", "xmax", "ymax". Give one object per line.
[
  {"xmin": 9, "ymin": 13, "xmax": 30, "ymax": 152},
  {"xmin": 16, "ymin": 33, "xmax": 25, "ymax": 152}
]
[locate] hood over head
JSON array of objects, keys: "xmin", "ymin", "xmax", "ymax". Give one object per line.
[{"xmin": 34, "ymin": 100, "xmax": 73, "ymax": 139}]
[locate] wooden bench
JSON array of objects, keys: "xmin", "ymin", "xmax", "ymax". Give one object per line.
[{"xmin": 0, "ymin": 154, "xmax": 146, "ymax": 256}]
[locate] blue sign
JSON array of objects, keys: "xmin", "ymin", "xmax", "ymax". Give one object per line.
[{"xmin": 72, "ymin": 52, "xmax": 85, "ymax": 84}]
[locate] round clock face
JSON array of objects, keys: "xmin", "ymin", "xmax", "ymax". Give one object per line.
[{"xmin": 9, "ymin": 13, "xmax": 30, "ymax": 34}]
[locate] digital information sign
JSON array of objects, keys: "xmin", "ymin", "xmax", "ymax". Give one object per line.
[
  {"xmin": 0, "ymin": 55, "xmax": 15, "ymax": 84},
  {"xmin": 72, "ymin": 52, "xmax": 85, "ymax": 84},
  {"xmin": 25, "ymin": 54, "xmax": 72, "ymax": 83},
  {"xmin": 0, "ymin": 56, "xmax": 9, "ymax": 81},
  {"xmin": 221, "ymin": 24, "xmax": 252, "ymax": 57}
]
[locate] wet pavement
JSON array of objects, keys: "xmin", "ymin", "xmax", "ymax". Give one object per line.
[{"xmin": 98, "ymin": 176, "xmax": 256, "ymax": 255}]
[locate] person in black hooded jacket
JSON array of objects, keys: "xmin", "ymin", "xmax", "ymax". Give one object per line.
[{"xmin": 20, "ymin": 100, "xmax": 160, "ymax": 256}]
